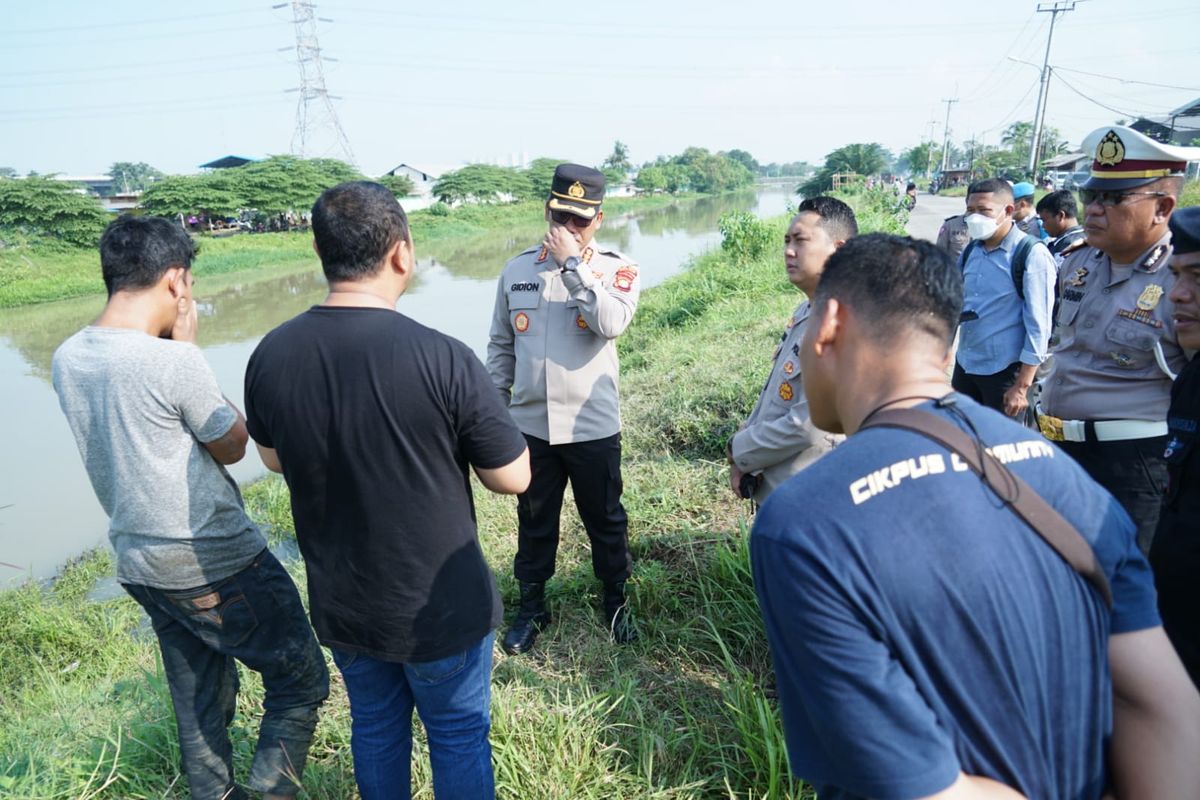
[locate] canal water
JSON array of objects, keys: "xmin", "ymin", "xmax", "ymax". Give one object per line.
[{"xmin": 0, "ymin": 186, "xmax": 793, "ymax": 583}]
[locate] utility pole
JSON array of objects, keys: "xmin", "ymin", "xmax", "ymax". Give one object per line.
[
  {"xmin": 926, "ymin": 118, "xmax": 938, "ymax": 176},
  {"xmin": 940, "ymin": 98, "xmax": 957, "ymax": 174},
  {"xmin": 1028, "ymin": 1, "xmax": 1083, "ymax": 176},
  {"xmin": 277, "ymin": 0, "xmax": 355, "ymax": 164}
]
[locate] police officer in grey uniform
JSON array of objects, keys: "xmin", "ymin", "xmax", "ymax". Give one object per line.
[
  {"xmin": 487, "ymin": 164, "xmax": 640, "ymax": 653},
  {"xmin": 729, "ymin": 196, "xmax": 855, "ymax": 502},
  {"xmin": 1039, "ymin": 126, "xmax": 1200, "ymax": 553},
  {"xmin": 936, "ymin": 213, "xmax": 970, "ymax": 264}
]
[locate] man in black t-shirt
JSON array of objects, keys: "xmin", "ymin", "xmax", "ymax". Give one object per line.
[{"xmin": 244, "ymin": 181, "xmax": 530, "ymax": 799}]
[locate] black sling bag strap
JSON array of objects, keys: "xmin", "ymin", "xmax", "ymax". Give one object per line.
[{"xmin": 860, "ymin": 407, "xmax": 1114, "ymax": 609}]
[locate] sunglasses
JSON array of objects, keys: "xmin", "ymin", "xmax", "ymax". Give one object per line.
[
  {"xmin": 1079, "ymin": 189, "xmax": 1168, "ymax": 208},
  {"xmin": 550, "ymin": 209, "xmax": 594, "ymax": 226}
]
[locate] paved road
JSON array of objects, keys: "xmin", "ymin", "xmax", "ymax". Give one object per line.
[{"xmin": 906, "ymin": 192, "xmax": 966, "ymax": 242}]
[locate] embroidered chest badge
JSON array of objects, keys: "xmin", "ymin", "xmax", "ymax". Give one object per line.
[
  {"xmin": 782, "ymin": 361, "xmax": 795, "ymax": 375},
  {"xmin": 1137, "ymin": 284, "xmax": 1164, "ymax": 311},
  {"xmin": 514, "ymin": 312, "xmax": 530, "ymax": 332},
  {"xmin": 778, "ymin": 382, "xmax": 794, "ymax": 401},
  {"xmin": 575, "ymin": 314, "xmax": 588, "ymax": 330}
]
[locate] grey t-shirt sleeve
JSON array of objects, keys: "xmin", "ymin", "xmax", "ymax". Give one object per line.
[{"xmin": 173, "ymin": 344, "xmax": 236, "ymax": 444}]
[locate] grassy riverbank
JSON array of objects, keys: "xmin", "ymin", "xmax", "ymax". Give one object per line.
[
  {"xmin": 0, "ymin": 189, "xmax": 904, "ymax": 798},
  {"xmin": 0, "ymin": 193, "xmax": 696, "ymax": 309}
]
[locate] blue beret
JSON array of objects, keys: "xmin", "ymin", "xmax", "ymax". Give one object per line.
[
  {"xmin": 1169, "ymin": 206, "xmax": 1200, "ymax": 255},
  {"xmin": 1012, "ymin": 182, "xmax": 1035, "ymax": 199}
]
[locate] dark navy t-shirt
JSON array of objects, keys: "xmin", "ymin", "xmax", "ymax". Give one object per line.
[{"xmin": 751, "ymin": 396, "xmax": 1159, "ymax": 800}]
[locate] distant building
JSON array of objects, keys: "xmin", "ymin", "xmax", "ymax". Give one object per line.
[
  {"xmin": 385, "ymin": 163, "xmax": 442, "ymax": 198},
  {"xmin": 199, "ymin": 155, "xmax": 255, "ymax": 170},
  {"xmin": 1130, "ymin": 98, "xmax": 1200, "ymax": 147},
  {"xmin": 52, "ymin": 175, "xmax": 116, "ymax": 196}
]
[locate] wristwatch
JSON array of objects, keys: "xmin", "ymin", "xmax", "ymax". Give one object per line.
[{"xmin": 561, "ymin": 256, "xmax": 581, "ymax": 273}]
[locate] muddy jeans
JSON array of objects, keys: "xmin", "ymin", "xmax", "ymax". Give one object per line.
[{"xmin": 124, "ymin": 549, "xmax": 329, "ymax": 799}]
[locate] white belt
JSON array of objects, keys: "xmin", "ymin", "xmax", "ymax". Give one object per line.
[{"xmin": 1036, "ymin": 408, "xmax": 1168, "ymax": 443}]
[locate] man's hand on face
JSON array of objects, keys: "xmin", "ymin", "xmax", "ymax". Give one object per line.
[
  {"xmin": 171, "ymin": 297, "xmax": 199, "ymax": 343},
  {"xmin": 545, "ymin": 224, "xmax": 583, "ymax": 267}
]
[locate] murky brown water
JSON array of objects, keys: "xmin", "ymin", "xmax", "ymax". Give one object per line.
[{"xmin": 0, "ymin": 187, "xmax": 793, "ymax": 582}]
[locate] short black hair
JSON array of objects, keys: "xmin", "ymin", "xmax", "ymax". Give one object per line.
[
  {"xmin": 966, "ymin": 178, "xmax": 1013, "ymax": 203},
  {"xmin": 814, "ymin": 233, "xmax": 961, "ymax": 349},
  {"xmin": 797, "ymin": 195, "xmax": 859, "ymax": 241},
  {"xmin": 311, "ymin": 181, "xmax": 411, "ymax": 282},
  {"xmin": 905, "ymin": 182, "xmax": 917, "ymax": 192},
  {"xmin": 1035, "ymin": 189, "xmax": 1078, "ymax": 220},
  {"xmin": 99, "ymin": 215, "xmax": 197, "ymax": 296}
]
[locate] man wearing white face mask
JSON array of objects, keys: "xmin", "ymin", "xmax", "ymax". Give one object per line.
[{"xmin": 952, "ymin": 178, "xmax": 1057, "ymax": 419}]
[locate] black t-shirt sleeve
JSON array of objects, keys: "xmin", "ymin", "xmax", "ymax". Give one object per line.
[
  {"xmin": 243, "ymin": 342, "xmax": 274, "ymax": 449},
  {"xmin": 451, "ymin": 345, "xmax": 526, "ymax": 469}
]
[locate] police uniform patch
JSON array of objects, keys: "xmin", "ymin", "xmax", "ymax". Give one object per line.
[
  {"xmin": 1117, "ymin": 308, "xmax": 1164, "ymax": 328},
  {"xmin": 779, "ymin": 382, "xmax": 794, "ymax": 401},
  {"xmin": 783, "ymin": 361, "xmax": 795, "ymax": 375},
  {"xmin": 1137, "ymin": 284, "xmax": 1164, "ymax": 310},
  {"xmin": 568, "ymin": 181, "xmax": 586, "ymax": 199},
  {"xmin": 536, "ymin": 246, "xmax": 548, "ymax": 264},
  {"xmin": 1062, "ymin": 288, "xmax": 1085, "ymax": 303},
  {"xmin": 1142, "ymin": 245, "xmax": 1167, "ymax": 270},
  {"xmin": 1065, "ymin": 267, "xmax": 1089, "ymax": 287},
  {"xmin": 613, "ymin": 266, "xmax": 637, "ymax": 292},
  {"xmin": 514, "ymin": 312, "xmax": 530, "ymax": 333},
  {"xmin": 575, "ymin": 314, "xmax": 588, "ymax": 330}
]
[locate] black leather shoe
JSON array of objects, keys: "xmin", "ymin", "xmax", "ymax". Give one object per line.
[
  {"xmin": 602, "ymin": 581, "xmax": 638, "ymax": 645},
  {"xmin": 502, "ymin": 581, "xmax": 550, "ymax": 655}
]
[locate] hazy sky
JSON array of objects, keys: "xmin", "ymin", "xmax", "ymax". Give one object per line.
[{"xmin": 4, "ymin": 0, "xmax": 1198, "ymax": 177}]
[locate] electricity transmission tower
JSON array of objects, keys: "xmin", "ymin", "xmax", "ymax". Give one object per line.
[
  {"xmin": 277, "ymin": 0, "xmax": 355, "ymax": 164},
  {"xmin": 1027, "ymin": 0, "xmax": 1085, "ymax": 175}
]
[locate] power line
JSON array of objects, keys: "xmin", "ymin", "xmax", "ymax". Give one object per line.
[
  {"xmin": 1052, "ymin": 66, "xmax": 1200, "ymax": 93},
  {"xmin": 1052, "ymin": 72, "xmax": 1144, "ymax": 119}
]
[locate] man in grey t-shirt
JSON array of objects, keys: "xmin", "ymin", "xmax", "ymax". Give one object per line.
[{"xmin": 52, "ymin": 216, "xmax": 328, "ymax": 800}]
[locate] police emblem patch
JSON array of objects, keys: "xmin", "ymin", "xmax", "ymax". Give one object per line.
[
  {"xmin": 536, "ymin": 246, "xmax": 548, "ymax": 264},
  {"xmin": 1137, "ymin": 284, "xmax": 1164, "ymax": 311},
  {"xmin": 613, "ymin": 266, "xmax": 637, "ymax": 292},
  {"xmin": 514, "ymin": 312, "xmax": 530, "ymax": 333},
  {"xmin": 567, "ymin": 181, "xmax": 586, "ymax": 199},
  {"xmin": 779, "ymin": 382, "xmax": 794, "ymax": 401},
  {"xmin": 782, "ymin": 361, "xmax": 795, "ymax": 375},
  {"xmin": 1096, "ymin": 130, "xmax": 1126, "ymax": 166},
  {"xmin": 575, "ymin": 314, "xmax": 588, "ymax": 330}
]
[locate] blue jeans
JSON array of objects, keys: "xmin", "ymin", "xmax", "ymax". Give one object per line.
[
  {"xmin": 331, "ymin": 632, "xmax": 496, "ymax": 800},
  {"xmin": 124, "ymin": 549, "xmax": 330, "ymax": 799}
]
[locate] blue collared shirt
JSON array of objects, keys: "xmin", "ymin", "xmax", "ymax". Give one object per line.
[{"xmin": 956, "ymin": 222, "xmax": 1056, "ymax": 375}]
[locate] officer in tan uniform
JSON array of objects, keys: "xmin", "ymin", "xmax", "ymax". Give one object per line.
[
  {"xmin": 1039, "ymin": 125, "xmax": 1200, "ymax": 553},
  {"xmin": 487, "ymin": 164, "xmax": 640, "ymax": 654},
  {"xmin": 936, "ymin": 213, "xmax": 970, "ymax": 263},
  {"xmin": 729, "ymin": 196, "xmax": 856, "ymax": 502}
]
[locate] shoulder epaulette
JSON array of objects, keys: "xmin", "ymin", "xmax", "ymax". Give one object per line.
[{"xmin": 943, "ymin": 215, "xmax": 960, "ymax": 222}]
